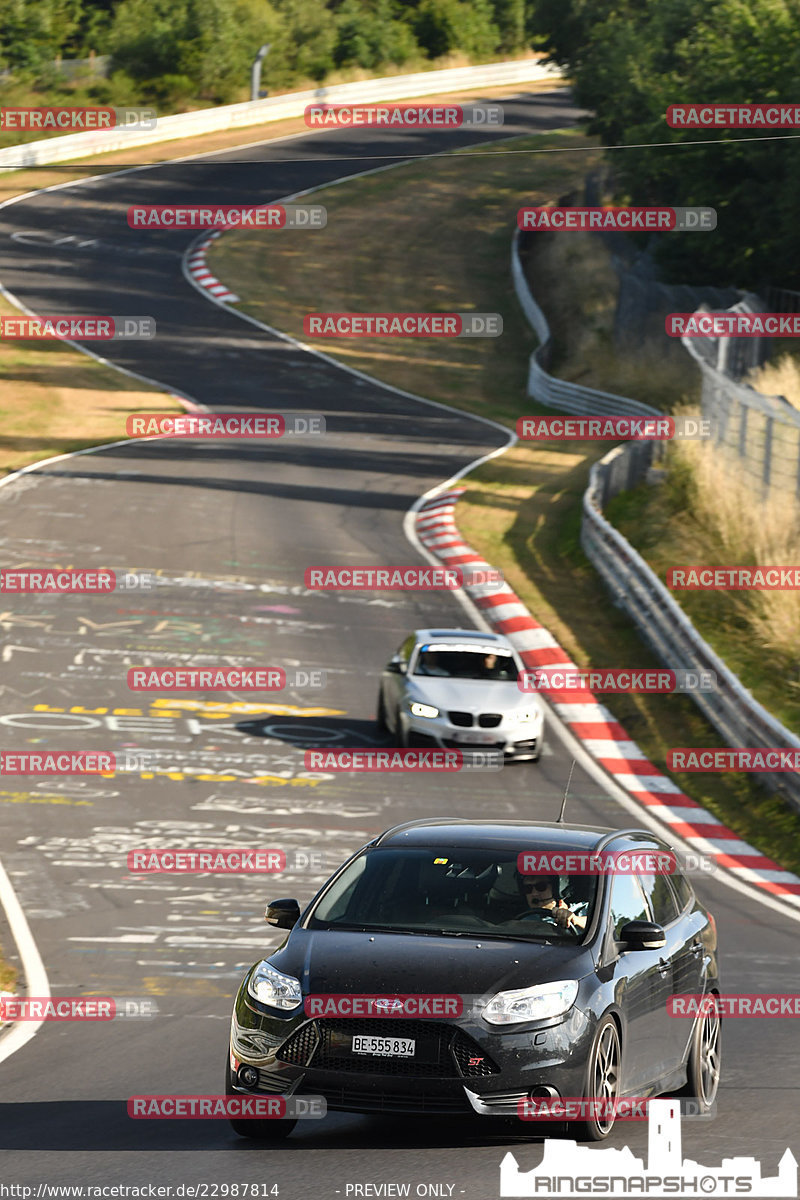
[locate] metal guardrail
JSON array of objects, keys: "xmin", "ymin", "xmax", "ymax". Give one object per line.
[
  {"xmin": 0, "ymin": 57, "xmax": 563, "ymax": 172},
  {"xmin": 511, "ymin": 228, "xmax": 800, "ymax": 812}
]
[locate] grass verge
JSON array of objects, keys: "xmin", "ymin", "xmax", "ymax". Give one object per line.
[{"xmin": 209, "ymin": 127, "xmax": 800, "ymax": 875}]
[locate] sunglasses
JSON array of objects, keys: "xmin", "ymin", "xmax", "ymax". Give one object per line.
[{"xmin": 523, "ymin": 880, "xmax": 552, "ymax": 893}]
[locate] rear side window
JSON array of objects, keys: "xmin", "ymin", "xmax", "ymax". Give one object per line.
[
  {"xmin": 637, "ymin": 872, "xmax": 679, "ymax": 926},
  {"xmin": 669, "ymin": 869, "xmax": 695, "ymax": 914},
  {"xmin": 609, "ymin": 873, "xmax": 649, "ymax": 938}
]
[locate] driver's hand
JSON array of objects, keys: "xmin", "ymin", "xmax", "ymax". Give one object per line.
[{"xmin": 551, "ymin": 906, "xmax": 573, "ymax": 930}]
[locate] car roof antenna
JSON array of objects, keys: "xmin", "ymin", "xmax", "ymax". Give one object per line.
[{"xmin": 557, "ymin": 759, "xmax": 576, "ymax": 824}]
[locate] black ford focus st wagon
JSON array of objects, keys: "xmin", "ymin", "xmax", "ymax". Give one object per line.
[{"xmin": 227, "ymin": 819, "xmax": 721, "ymax": 1141}]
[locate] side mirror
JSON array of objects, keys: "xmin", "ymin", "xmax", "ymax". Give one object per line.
[
  {"xmin": 618, "ymin": 920, "xmax": 666, "ymax": 951},
  {"xmin": 385, "ymin": 660, "xmax": 406, "ymax": 675},
  {"xmin": 265, "ymin": 898, "xmax": 301, "ymax": 929}
]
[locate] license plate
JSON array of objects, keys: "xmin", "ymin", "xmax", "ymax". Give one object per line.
[
  {"xmin": 455, "ymin": 730, "xmax": 497, "ymax": 744},
  {"xmin": 352, "ymin": 1035, "xmax": 415, "ymax": 1057}
]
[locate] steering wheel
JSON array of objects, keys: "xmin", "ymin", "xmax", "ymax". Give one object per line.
[{"xmin": 511, "ymin": 909, "xmax": 561, "ymax": 927}]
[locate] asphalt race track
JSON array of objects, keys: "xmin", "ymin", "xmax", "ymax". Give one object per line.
[{"xmin": 0, "ymin": 90, "xmax": 798, "ymax": 1196}]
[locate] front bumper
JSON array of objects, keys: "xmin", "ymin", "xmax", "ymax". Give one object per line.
[
  {"xmin": 230, "ymin": 1006, "xmax": 592, "ymax": 1118},
  {"xmin": 404, "ymin": 712, "xmax": 544, "ymax": 759}
]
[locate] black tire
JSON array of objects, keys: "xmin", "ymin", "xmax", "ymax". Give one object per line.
[
  {"xmin": 570, "ymin": 1015, "xmax": 622, "ymax": 1142},
  {"xmin": 678, "ymin": 996, "xmax": 721, "ymax": 1110},
  {"xmin": 376, "ymin": 689, "xmax": 388, "ymax": 731},
  {"xmin": 225, "ymin": 1060, "xmax": 297, "ymax": 1141}
]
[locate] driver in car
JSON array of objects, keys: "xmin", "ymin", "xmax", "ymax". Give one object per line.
[{"xmin": 515, "ymin": 873, "xmax": 587, "ymax": 932}]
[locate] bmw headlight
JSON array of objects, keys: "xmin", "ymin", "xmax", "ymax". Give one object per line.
[
  {"xmin": 247, "ymin": 961, "xmax": 302, "ymax": 1011},
  {"xmin": 510, "ymin": 709, "xmax": 542, "ymax": 725},
  {"xmin": 482, "ymin": 979, "xmax": 578, "ymax": 1025},
  {"xmin": 410, "ymin": 701, "xmax": 439, "ymax": 719}
]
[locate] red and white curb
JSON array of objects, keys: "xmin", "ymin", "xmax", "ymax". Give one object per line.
[
  {"xmin": 185, "ymin": 231, "xmax": 239, "ymax": 304},
  {"xmin": 417, "ymin": 487, "xmax": 800, "ymax": 910}
]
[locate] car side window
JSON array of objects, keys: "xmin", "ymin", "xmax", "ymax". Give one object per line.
[
  {"xmin": 637, "ymin": 872, "xmax": 679, "ymax": 926},
  {"xmin": 398, "ymin": 635, "xmax": 416, "ymax": 664},
  {"xmin": 668, "ymin": 868, "xmax": 695, "ymax": 914},
  {"xmin": 609, "ymin": 873, "xmax": 649, "ymax": 939}
]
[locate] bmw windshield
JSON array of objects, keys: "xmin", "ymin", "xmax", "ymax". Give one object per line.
[{"xmin": 308, "ymin": 847, "xmax": 598, "ymax": 942}]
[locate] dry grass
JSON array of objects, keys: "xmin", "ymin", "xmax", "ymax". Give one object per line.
[{"xmin": 747, "ymin": 354, "xmax": 800, "ymax": 413}]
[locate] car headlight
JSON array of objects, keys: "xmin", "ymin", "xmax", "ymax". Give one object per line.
[
  {"xmin": 482, "ymin": 979, "xmax": 578, "ymax": 1025},
  {"xmin": 247, "ymin": 961, "xmax": 303, "ymax": 1011},
  {"xmin": 410, "ymin": 701, "xmax": 439, "ymax": 719},
  {"xmin": 509, "ymin": 709, "xmax": 542, "ymax": 725}
]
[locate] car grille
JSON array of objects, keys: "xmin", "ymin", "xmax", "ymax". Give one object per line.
[
  {"xmin": 276, "ymin": 1020, "xmax": 499, "ymax": 1079},
  {"xmin": 314, "ymin": 1084, "xmax": 472, "ymax": 1114},
  {"xmin": 478, "ymin": 713, "xmax": 502, "ymax": 728},
  {"xmin": 449, "ymin": 711, "xmax": 473, "ymax": 727}
]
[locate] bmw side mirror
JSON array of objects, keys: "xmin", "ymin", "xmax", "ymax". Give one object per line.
[
  {"xmin": 619, "ymin": 920, "xmax": 666, "ymax": 951},
  {"xmin": 265, "ymin": 898, "xmax": 301, "ymax": 929},
  {"xmin": 385, "ymin": 660, "xmax": 406, "ymax": 674}
]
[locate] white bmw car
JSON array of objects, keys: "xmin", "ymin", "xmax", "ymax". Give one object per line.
[{"xmin": 376, "ymin": 628, "xmax": 545, "ymax": 761}]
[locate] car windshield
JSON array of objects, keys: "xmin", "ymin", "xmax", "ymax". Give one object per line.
[
  {"xmin": 308, "ymin": 847, "xmax": 598, "ymax": 943},
  {"xmin": 413, "ymin": 648, "xmax": 518, "ymax": 681}
]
